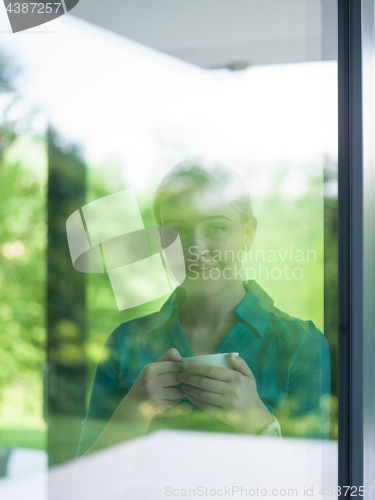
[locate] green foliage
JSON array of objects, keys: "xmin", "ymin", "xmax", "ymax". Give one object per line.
[
  {"xmin": 249, "ymin": 163, "xmax": 325, "ymax": 332},
  {"xmin": 0, "ymin": 429, "xmax": 46, "ymax": 450},
  {"xmin": 0, "ymin": 135, "xmax": 47, "ymax": 430}
]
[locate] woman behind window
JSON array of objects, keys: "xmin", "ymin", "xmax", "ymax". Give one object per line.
[{"xmin": 77, "ymin": 157, "xmax": 330, "ymax": 458}]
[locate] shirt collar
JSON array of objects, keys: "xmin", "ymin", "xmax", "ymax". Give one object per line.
[
  {"xmin": 150, "ymin": 281, "xmax": 274, "ymax": 337},
  {"xmin": 150, "ymin": 286, "xmax": 186, "ymax": 332},
  {"xmin": 235, "ymin": 280, "xmax": 274, "ymax": 337}
]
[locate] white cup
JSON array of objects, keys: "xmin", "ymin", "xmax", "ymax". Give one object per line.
[{"xmin": 180, "ymin": 353, "xmax": 239, "ymax": 372}]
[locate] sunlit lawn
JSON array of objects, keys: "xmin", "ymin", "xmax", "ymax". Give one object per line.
[{"xmin": 0, "ymin": 428, "xmax": 46, "ymax": 451}]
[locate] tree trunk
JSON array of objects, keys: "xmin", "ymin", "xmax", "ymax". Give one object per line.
[{"xmin": 46, "ymin": 128, "xmax": 87, "ymax": 467}]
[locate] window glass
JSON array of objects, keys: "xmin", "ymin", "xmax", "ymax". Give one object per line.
[{"xmin": 0, "ymin": 2, "xmax": 338, "ymax": 498}]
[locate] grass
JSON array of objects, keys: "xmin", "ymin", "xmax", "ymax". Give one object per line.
[{"xmin": 0, "ymin": 428, "xmax": 46, "ymax": 450}]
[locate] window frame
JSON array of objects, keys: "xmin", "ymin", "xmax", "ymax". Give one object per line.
[{"xmin": 338, "ymin": 0, "xmax": 375, "ymax": 494}]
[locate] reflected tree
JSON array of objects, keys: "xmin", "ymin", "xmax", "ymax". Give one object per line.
[{"xmin": 47, "ymin": 128, "xmax": 87, "ymax": 466}]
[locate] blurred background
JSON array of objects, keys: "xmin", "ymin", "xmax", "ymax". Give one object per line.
[{"xmin": 0, "ymin": 1, "xmax": 338, "ymax": 497}]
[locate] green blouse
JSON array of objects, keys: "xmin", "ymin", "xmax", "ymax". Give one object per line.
[{"xmin": 77, "ymin": 280, "xmax": 330, "ymax": 457}]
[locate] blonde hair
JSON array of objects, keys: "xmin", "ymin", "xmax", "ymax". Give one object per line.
[{"xmin": 153, "ymin": 157, "xmax": 253, "ymax": 225}]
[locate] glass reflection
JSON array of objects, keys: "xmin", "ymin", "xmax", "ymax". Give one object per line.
[{"xmin": 74, "ymin": 159, "xmax": 332, "ymax": 499}]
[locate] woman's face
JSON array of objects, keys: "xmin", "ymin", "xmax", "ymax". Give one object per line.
[{"xmin": 159, "ymin": 186, "xmax": 257, "ymax": 295}]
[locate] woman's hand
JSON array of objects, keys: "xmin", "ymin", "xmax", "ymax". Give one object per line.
[
  {"xmin": 81, "ymin": 348, "xmax": 183, "ymax": 456},
  {"xmin": 124, "ymin": 348, "xmax": 184, "ymax": 421},
  {"xmin": 178, "ymin": 353, "xmax": 273, "ymax": 434}
]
